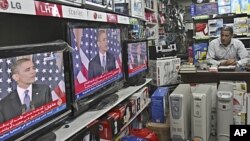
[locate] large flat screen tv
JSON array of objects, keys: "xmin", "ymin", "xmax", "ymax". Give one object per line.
[
  {"xmin": 0, "ymin": 41, "xmax": 72, "ymax": 140},
  {"xmin": 67, "ymin": 23, "xmax": 124, "ymax": 115},
  {"xmin": 123, "ymin": 40, "xmax": 148, "ymax": 86}
]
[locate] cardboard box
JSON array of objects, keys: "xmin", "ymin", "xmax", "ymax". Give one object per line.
[
  {"xmin": 193, "ymin": 42, "xmax": 208, "ymax": 65},
  {"xmin": 195, "ymin": 23, "xmax": 208, "ymax": 37},
  {"xmin": 151, "ymin": 87, "xmax": 169, "ymax": 123},
  {"xmin": 149, "ymin": 58, "xmax": 181, "ymax": 86},
  {"xmin": 208, "ymin": 19, "xmax": 223, "ymax": 36},
  {"xmin": 98, "ymin": 113, "xmax": 120, "ymax": 140},
  {"xmin": 146, "ymin": 119, "xmax": 170, "ymax": 141}
]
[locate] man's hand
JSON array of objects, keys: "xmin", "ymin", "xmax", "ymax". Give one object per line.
[
  {"xmin": 227, "ymin": 59, "xmax": 236, "ymax": 65},
  {"xmin": 220, "ymin": 59, "xmax": 236, "ymax": 66}
]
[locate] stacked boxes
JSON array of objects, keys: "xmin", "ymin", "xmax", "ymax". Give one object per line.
[
  {"xmin": 149, "ymin": 58, "xmax": 181, "ymax": 86},
  {"xmin": 218, "ymin": 0, "xmax": 231, "ymax": 14},
  {"xmin": 130, "ymin": 87, "xmax": 149, "ymax": 112},
  {"xmin": 192, "ymin": 42, "xmax": 208, "ymax": 65},
  {"xmin": 208, "ymin": 19, "xmax": 223, "ymax": 37},
  {"xmin": 234, "ymin": 17, "xmax": 248, "ymax": 35},
  {"xmin": 195, "ymin": 23, "xmax": 208, "ymax": 37}
]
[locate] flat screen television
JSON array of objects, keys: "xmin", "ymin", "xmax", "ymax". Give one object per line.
[
  {"xmin": 67, "ymin": 23, "xmax": 124, "ymax": 115},
  {"xmin": 123, "ymin": 40, "xmax": 148, "ymax": 86},
  {"xmin": 0, "ymin": 40, "xmax": 72, "ymax": 140}
]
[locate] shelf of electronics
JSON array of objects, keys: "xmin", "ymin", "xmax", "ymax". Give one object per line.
[
  {"xmin": 145, "ymin": 7, "xmax": 155, "ymax": 12},
  {"xmin": 146, "ymin": 21, "xmax": 157, "ymax": 26},
  {"xmin": 54, "ymin": 78, "xmax": 152, "ymax": 141},
  {"xmin": 115, "ymin": 98, "xmax": 151, "ymax": 138},
  {"xmin": 192, "ymin": 13, "xmax": 249, "ymax": 20},
  {"xmin": 120, "ymin": 98, "xmax": 150, "ymax": 131},
  {"xmin": 193, "ymin": 35, "xmax": 250, "ymax": 40},
  {"xmin": 0, "ymin": 0, "xmax": 143, "ymax": 25}
]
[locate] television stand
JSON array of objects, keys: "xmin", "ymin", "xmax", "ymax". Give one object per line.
[
  {"xmin": 53, "ymin": 79, "xmax": 152, "ymax": 140},
  {"xmin": 91, "ymin": 94, "xmax": 119, "ymax": 110},
  {"xmin": 128, "ymin": 74, "xmax": 146, "ymax": 86},
  {"xmin": 130, "ymin": 77, "xmax": 146, "ymax": 86}
]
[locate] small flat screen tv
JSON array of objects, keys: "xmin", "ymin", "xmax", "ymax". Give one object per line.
[
  {"xmin": 67, "ymin": 23, "xmax": 123, "ymax": 114},
  {"xmin": 0, "ymin": 40, "xmax": 72, "ymax": 140},
  {"xmin": 123, "ymin": 40, "xmax": 148, "ymax": 86}
]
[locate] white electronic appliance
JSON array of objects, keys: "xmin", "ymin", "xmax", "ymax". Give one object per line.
[
  {"xmin": 217, "ymin": 83, "xmax": 234, "ymax": 141},
  {"xmin": 191, "ymin": 84, "xmax": 212, "ymax": 141},
  {"xmin": 169, "ymin": 84, "xmax": 192, "ymax": 141}
]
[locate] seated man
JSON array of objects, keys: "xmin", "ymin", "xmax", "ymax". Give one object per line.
[{"xmin": 206, "ymin": 26, "xmax": 249, "ymax": 66}]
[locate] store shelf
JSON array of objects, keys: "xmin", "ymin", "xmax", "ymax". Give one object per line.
[
  {"xmin": 53, "ymin": 79, "xmax": 152, "ymax": 141},
  {"xmin": 85, "ymin": 1, "xmax": 113, "ymax": 11},
  {"xmin": 193, "ymin": 35, "xmax": 250, "ymax": 40},
  {"xmin": 193, "ymin": 36, "xmax": 210, "ymax": 40},
  {"xmin": 192, "ymin": 13, "xmax": 248, "ymax": 21},
  {"xmin": 145, "ymin": 7, "xmax": 155, "ymax": 12},
  {"xmin": 146, "ymin": 22, "xmax": 157, "ymax": 26},
  {"xmin": 147, "ymin": 37, "xmax": 157, "ymax": 40},
  {"xmin": 0, "ymin": 0, "xmax": 134, "ymax": 24},
  {"xmin": 119, "ymin": 99, "xmax": 151, "ymax": 132}
]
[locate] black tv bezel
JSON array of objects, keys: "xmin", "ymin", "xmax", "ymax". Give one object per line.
[
  {"xmin": 66, "ymin": 22, "xmax": 125, "ymax": 115},
  {"xmin": 122, "ymin": 39, "xmax": 149, "ymax": 86},
  {"xmin": 0, "ymin": 40, "xmax": 72, "ymax": 140}
]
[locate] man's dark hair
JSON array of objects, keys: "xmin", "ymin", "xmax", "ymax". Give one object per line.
[
  {"xmin": 97, "ymin": 29, "xmax": 106, "ymax": 41},
  {"xmin": 11, "ymin": 58, "xmax": 32, "ymax": 75},
  {"xmin": 221, "ymin": 26, "xmax": 234, "ymax": 35}
]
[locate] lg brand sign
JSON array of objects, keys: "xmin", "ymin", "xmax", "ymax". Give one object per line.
[{"xmin": 0, "ymin": 0, "xmax": 21, "ymax": 10}]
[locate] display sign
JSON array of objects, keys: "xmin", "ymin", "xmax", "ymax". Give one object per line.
[
  {"xmin": 35, "ymin": 1, "xmax": 63, "ymax": 17},
  {"xmin": 62, "ymin": 5, "xmax": 87, "ymax": 20},
  {"xmin": 0, "ymin": 0, "xmax": 35, "ymax": 15},
  {"xmin": 87, "ymin": 10, "xmax": 107, "ymax": 22},
  {"xmin": 117, "ymin": 15, "xmax": 129, "ymax": 24}
]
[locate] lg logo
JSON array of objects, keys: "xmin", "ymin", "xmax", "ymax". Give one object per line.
[
  {"xmin": 0, "ymin": 0, "xmax": 9, "ymax": 10},
  {"xmin": 0, "ymin": 0, "xmax": 21, "ymax": 10}
]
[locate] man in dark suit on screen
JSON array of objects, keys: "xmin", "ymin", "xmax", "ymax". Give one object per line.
[
  {"xmin": 132, "ymin": 43, "xmax": 145, "ymax": 68},
  {"xmin": 88, "ymin": 29, "xmax": 116, "ymax": 80},
  {"xmin": 0, "ymin": 58, "xmax": 52, "ymax": 123}
]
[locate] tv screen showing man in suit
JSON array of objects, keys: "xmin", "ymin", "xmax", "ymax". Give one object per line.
[
  {"xmin": 127, "ymin": 41, "xmax": 147, "ymax": 77},
  {"xmin": 0, "ymin": 51, "xmax": 67, "ymax": 140},
  {"xmin": 0, "ymin": 58, "xmax": 52, "ymax": 123},
  {"xmin": 69, "ymin": 27, "xmax": 123, "ymax": 100},
  {"xmin": 88, "ymin": 29, "xmax": 116, "ymax": 80}
]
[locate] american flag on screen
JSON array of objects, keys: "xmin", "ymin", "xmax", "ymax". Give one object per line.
[
  {"xmin": 71, "ymin": 28, "xmax": 122, "ymax": 94},
  {"xmin": 0, "ymin": 52, "xmax": 65, "ymax": 101}
]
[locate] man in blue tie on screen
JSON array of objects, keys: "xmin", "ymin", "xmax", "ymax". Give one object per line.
[
  {"xmin": 88, "ymin": 29, "xmax": 116, "ymax": 80},
  {"xmin": 0, "ymin": 58, "xmax": 52, "ymax": 123}
]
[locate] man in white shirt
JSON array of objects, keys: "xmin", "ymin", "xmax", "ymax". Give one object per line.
[{"xmin": 206, "ymin": 26, "xmax": 249, "ymax": 66}]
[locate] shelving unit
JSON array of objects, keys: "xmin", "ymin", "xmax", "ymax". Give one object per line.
[
  {"xmin": 192, "ymin": 9, "xmax": 250, "ymax": 65},
  {"xmin": 54, "ymin": 79, "xmax": 152, "ymax": 141},
  {"xmin": 0, "ymin": 0, "xmax": 158, "ymax": 140},
  {"xmin": 118, "ymin": 98, "xmax": 151, "ymax": 133},
  {"xmin": 144, "ymin": 0, "xmax": 158, "ymax": 44},
  {"xmin": 0, "ymin": 0, "xmax": 131, "ymax": 25}
]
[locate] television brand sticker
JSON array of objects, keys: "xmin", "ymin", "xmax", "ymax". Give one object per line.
[
  {"xmin": 0, "ymin": 0, "xmax": 9, "ymax": 10},
  {"xmin": 117, "ymin": 15, "xmax": 129, "ymax": 24},
  {"xmin": 87, "ymin": 10, "xmax": 107, "ymax": 22},
  {"xmin": 0, "ymin": 0, "xmax": 35, "ymax": 15},
  {"xmin": 62, "ymin": 5, "xmax": 87, "ymax": 20},
  {"xmin": 35, "ymin": 1, "xmax": 62, "ymax": 17},
  {"xmin": 107, "ymin": 13, "xmax": 117, "ymax": 23}
]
